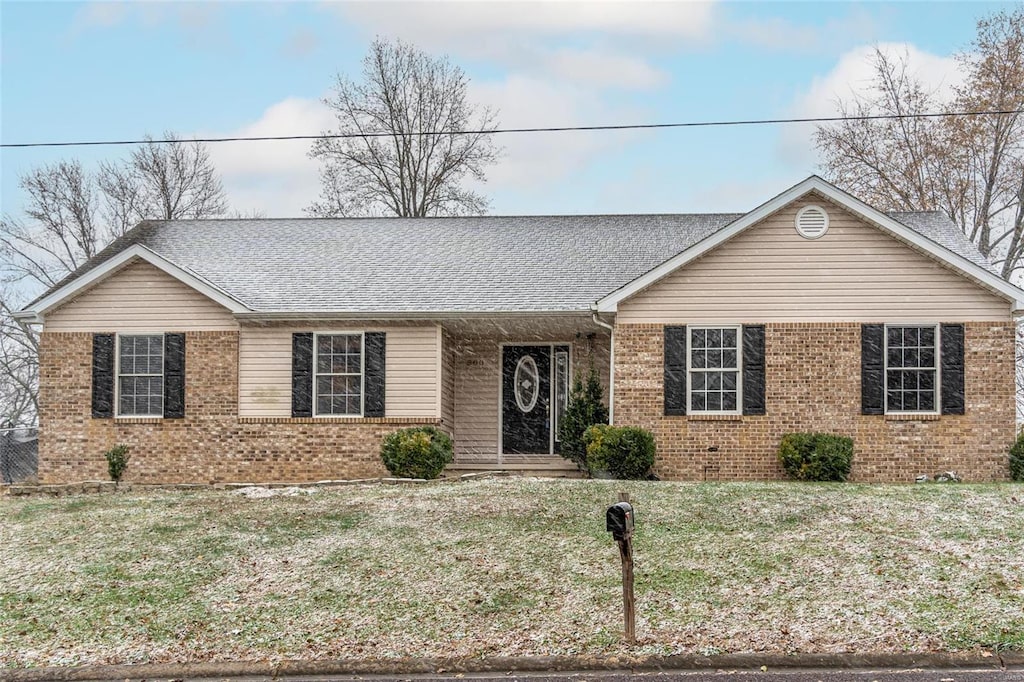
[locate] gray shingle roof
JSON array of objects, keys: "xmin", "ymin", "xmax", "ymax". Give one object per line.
[{"xmin": 30, "ymin": 209, "xmax": 995, "ymax": 314}]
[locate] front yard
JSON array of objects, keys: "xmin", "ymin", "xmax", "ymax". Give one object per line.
[{"xmin": 1, "ymin": 479, "xmax": 1022, "ymax": 668}]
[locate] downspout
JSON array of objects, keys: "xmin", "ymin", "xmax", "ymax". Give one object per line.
[{"xmin": 591, "ymin": 309, "xmax": 615, "ymax": 425}]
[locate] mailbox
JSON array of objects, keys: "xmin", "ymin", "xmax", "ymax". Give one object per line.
[{"xmin": 606, "ymin": 502, "xmax": 634, "ymax": 541}]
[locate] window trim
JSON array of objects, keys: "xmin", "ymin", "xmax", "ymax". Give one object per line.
[
  {"xmin": 883, "ymin": 323, "xmax": 941, "ymax": 416},
  {"xmin": 687, "ymin": 324, "xmax": 743, "ymax": 416},
  {"xmin": 115, "ymin": 333, "xmax": 166, "ymax": 418},
  {"xmin": 312, "ymin": 331, "xmax": 365, "ymax": 418}
]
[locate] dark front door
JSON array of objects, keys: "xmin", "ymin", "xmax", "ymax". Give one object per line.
[{"xmin": 502, "ymin": 345, "xmax": 551, "ymax": 454}]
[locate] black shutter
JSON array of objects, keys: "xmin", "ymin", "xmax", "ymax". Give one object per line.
[
  {"xmin": 291, "ymin": 333, "xmax": 314, "ymax": 417},
  {"xmin": 163, "ymin": 333, "xmax": 185, "ymax": 418},
  {"xmin": 91, "ymin": 334, "xmax": 115, "ymax": 418},
  {"xmin": 941, "ymin": 323, "xmax": 965, "ymax": 415},
  {"xmin": 861, "ymin": 324, "xmax": 885, "ymax": 415},
  {"xmin": 742, "ymin": 325, "xmax": 766, "ymax": 415},
  {"xmin": 363, "ymin": 332, "xmax": 386, "ymax": 418},
  {"xmin": 664, "ymin": 326, "xmax": 687, "ymax": 416}
]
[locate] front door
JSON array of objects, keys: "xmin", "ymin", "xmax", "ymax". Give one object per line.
[{"xmin": 501, "ymin": 344, "xmax": 570, "ymax": 455}]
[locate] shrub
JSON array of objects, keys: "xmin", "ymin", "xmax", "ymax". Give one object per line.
[
  {"xmin": 778, "ymin": 433, "xmax": 853, "ymax": 482},
  {"xmin": 104, "ymin": 444, "xmax": 131, "ymax": 485},
  {"xmin": 380, "ymin": 426, "xmax": 453, "ymax": 480},
  {"xmin": 584, "ymin": 424, "xmax": 655, "ymax": 480},
  {"xmin": 1010, "ymin": 433, "xmax": 1024, "ymax": 482},
  {"xmin": 558, "ymin": 364, "xmax": 608, "ymax": 473}
]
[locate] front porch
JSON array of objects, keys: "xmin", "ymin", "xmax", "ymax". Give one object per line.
[{"xmin": 440, "ymin": 316, "xmax": 611, "ymax": 475}]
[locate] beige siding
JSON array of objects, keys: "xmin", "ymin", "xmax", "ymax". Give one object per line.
[
  {"xmin": 238, "ymin": 323, "xmax": 440, "ymax": 418},
  {"xmin": 617, "ymin": 194, "xmax": 1012, "ymax": 323},
  {"xmin": 44, "ymin": 260, "xmax": 238, "ymax": 331}
]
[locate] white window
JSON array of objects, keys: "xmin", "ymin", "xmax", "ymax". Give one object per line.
[
  {"xmin": 117, "ymin": 334, "xmax": 164, "ymax": 417},
  {"xmin": 689, "ymin": 326, "xmax": 741, "ymax": 414},
  {"xmin": 315, "ymin": 333, "xmax": 363, "ymax": 416},
  {"xmin": 885, "ymin": 324, "xmax": 938, "ymax": 413}
]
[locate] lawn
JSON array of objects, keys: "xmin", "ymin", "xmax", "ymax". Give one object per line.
[{"xmin": 1, "ymin": 479, "xmax": 1022, "ymax": 668}]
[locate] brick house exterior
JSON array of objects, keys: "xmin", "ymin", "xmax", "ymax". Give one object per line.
[{"xmin": 17, "ymin": 177, "xmax": 1024, "ymax": 483}]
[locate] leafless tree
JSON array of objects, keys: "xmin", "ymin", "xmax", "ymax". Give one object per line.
[
  {"xmin": 307, "ymin": 38, "xmax": 500, "ymax": 218},
  {"xmin": 814, "ymin": 8, "xmax": 1024, "ymax": 279},
  {"xmin": 0, "ymin": 134, "xmax": 230, "ymax": 427},
  {"xmin": 99, "ymin": 132, "xmax": 228, "ymax": 234}
]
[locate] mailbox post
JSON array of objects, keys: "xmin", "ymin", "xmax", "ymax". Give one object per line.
[{"xmin": 606, "ymin": 492, "xmax": 635, "ymax": 645}]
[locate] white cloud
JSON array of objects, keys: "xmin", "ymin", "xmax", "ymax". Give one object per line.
[
  {"xmin": 204, "ymin": 97, "xmax": 335, "ymax": 217},
  {"xmin": 780, "ymin": 42, "xmax": 963, "ymax": 167},
  {"xmin": 333, "ymin": 1, "xmax": 716, "ymax": 46},
  {"xmin": 545, "ymin": 48, "xmax": 667, "ymax": 90},
  {"xmin": 470, "ymin": 75, "xmax": 645, "ymax": 190}
]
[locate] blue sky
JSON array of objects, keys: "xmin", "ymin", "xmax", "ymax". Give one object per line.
[{"xmin": 1, "ymin": 1, "xmax": 1018, "ymax": 219}]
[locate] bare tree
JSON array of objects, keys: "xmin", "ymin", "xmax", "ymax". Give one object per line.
[
  {"xmin": 308, "ymin": 38, "xmax": 500, "ymax": 218},
  {"xmin": 814, "ymin": 8, "xmax": 1024, "ymax": 279},
  {"xmin": 99, "ymin": 132, "xmax": 228, "ymax": 234},
  {"xmin": 0, "ymin": 135, "xmax": 230, "ymax": 427}
]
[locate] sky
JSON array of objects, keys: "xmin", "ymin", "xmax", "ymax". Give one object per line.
[{"xmin": 1, "ymin": 0, "xmax": 1019, "ymax": 221}]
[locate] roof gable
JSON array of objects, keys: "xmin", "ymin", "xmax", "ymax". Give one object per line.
[
  {"xmin": 14, "ymin": 244, "xmax": 251, "ymax": 324},
  {"xmin": 595, "ymin": 176, "xmax": 1024, "ymax": 313}
]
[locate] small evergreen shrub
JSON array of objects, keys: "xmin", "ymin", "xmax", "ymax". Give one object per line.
[
  {"xmin": 558, "ymin": 365, "xmax": 608, "ymax": 473},
  {"xmin": 104, "ymin": 444, "xmax": 131, "ymax": 485},
  {"xmin": 778, "ymin": 432, "xmax": 853, "ymax": 482},
  {"xmin": 380, "ymin": 426, "xmax": 453, "ymax": 479},
  {"xmin": 1010, "ymin": 433, "xmax": 1024, "ymax": 481},
  {"xmin": 584, "ymin": 424, "xmax": 656, "ymax": 480}
]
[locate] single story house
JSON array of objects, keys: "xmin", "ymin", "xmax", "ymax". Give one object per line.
[{"xmin": 15, "ymin": 176, "xmax": 1023, "ymax": 483}]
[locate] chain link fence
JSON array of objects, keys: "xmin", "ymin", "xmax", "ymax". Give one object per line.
[{"xmin": 1, "ymin": 427, "xmax": 38, "ymax": 484}]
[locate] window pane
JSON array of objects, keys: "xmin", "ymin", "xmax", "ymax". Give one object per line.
[
  {"xmin": 919, "ymin": 391, "xmax": 935, "ymax": 411},
  {"xmin": 920, "ymin": 348, "xmax": 934, "ymax": 368},
  {"xmin": 708, "ymin": 372, "xmax": 721, "ymax": 390},
  {"xmin": 708, "ymin": 329, "xmax": 721, "ymax": 347},
  {"xmin": 722, "ymin": 349, "xmax": 737, "ymax": 369},
  {"xmin": 887, "ymin": 347, "xmax": 901, "ymax": 367},
  {"xmin": 722, "ymin": 392, "xmax": 737, "ymax": 411},
  {"xmin": 723, "ymin": 372, "xmax": 737, "ymax": 391},
  {"xmin": 691, "ymin": 328, "xmax": 706, "ymax": 348},
  {"xmin": 692, "ymin": 350, "xmax": 706, "ymax": 369},
  {"xmin": 692, "ymin": 373, "xmax": 705, "ymax": 390},
  {"xmin": 904, "ymin": 348, "xmax": 919, "ymax": 368},
  {"xmin": 920, "ymin": 327, "xmax": 935, "ymax": 346},
  {"xmin": 706, "ymin": 392, "xmax": 722, "ymax": 411},
  {"xmin": 887, "ymin": 327, "xmax": 902, "ymax": 346},
  {"xmin": 722, "ymin": 329, "xmax": 736, "ymax": 347},
  {"xmin": 691, "ymin": 393, "xmax": 706, "ymax": 411}
]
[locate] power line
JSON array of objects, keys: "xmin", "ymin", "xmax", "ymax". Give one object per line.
[{"xmin": 2, "ymin": 109, "xmax": 1022, "ymax": 149}]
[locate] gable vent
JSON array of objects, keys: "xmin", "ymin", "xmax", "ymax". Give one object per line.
[{"xmin": 795, "ymin": 205, "xmax": 830, "ymax": 239}]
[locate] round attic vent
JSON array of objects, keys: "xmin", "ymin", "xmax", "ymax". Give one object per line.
[{"xmin": 795, "ymin": 205, "xmax": 829, "ymax": 239}]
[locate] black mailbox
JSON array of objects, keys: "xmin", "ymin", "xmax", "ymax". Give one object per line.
[{"xmin": 606, "ymin": 502, "xmax": 634, "ymax": 541}]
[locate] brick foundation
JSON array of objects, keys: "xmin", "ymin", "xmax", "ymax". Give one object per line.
[
  {"xmin": 614, "ymin": 322, "xmax": 1016, "ymax": 482},
  {"xmin": 38, "ymin": 332, "xmax": 439, "ymax": 484}
]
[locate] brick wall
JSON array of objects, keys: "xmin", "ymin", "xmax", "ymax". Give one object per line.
[
  {"xmin": 614, "ymin": 322, "xmax": 1016, "ymax": 482},
  {"xmin": 38, "ymin": 332, "xmax": 439, "ymax": 484}
]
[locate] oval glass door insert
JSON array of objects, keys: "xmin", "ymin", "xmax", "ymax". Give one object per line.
[{"xmin": 514, "ymin": 355, "xmax": 540, "ymax": 412}]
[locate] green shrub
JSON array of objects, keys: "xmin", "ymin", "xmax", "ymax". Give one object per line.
[
  {"xmin": 104, "ymin": 444, "xmax": 131, "ymax": 484},
  {"xmin": 380, "ymin": 426, "xmax": 453, "ymax": 479},
  {"xmin": 778, "ymin": 432, "xmax": 853, "ymax": 482},
  {"xmin": 1010, "ymin": 433, "xmax": 1024, "ymax": 481},
  {"xmin": 558, "ymin": 364, "xmax": 608, "ymax": 473},
  {"xmin": 584, "ymin": 424, "xmax": 655, "ymax": 480}
]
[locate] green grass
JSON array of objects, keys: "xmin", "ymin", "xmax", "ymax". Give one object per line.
[{"xmin": 1, "ymin": 479, "xmax": 1022, "ymax": 667}]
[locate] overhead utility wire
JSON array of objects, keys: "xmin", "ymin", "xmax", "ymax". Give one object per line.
[{"xmin": 3, "ymin": 109, "xmax": 1022, "ymax": 149}]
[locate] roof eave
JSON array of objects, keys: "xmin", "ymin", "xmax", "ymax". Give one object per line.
[{"xmin": 235, "ymin": 310, "xmax": 596, "ymax": 321}]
